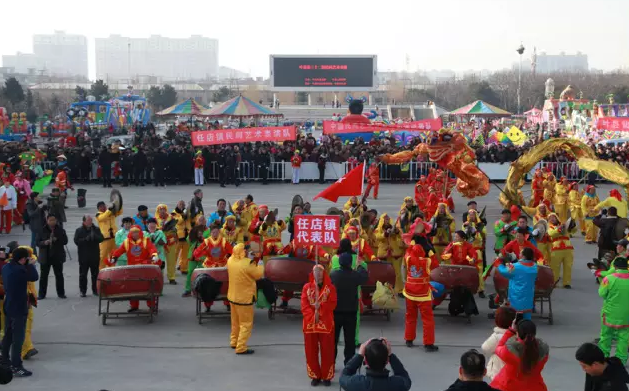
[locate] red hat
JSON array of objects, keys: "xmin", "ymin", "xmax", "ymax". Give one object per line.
[{"xmin": 610, "ymin": 189, "xmax": 622, "ymax": 201}]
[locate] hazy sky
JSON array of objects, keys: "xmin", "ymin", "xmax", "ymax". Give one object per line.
[{"xmin": 2, "ymin": 0, "xmax": 628, "ymax": 80}]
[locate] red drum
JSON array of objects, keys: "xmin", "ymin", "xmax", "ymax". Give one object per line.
[
  {"xmin": 493, "ymin": 265, "xmax": 555, "ymax": 297},
  {"xmin": 265, "ymin": 257, "xmax": 315, "ymax": 292},
  {"xmin": 97, "ymin": 265, "xmax": 163, "ymax": 299},
  {"xmin": 191, "ymin": 267, "xmax": 229, "ymax": 297},
  {"xmin": 430, "ymin": 265, "xmax": 479, "ymax": 293},
  {"xmin": 362, "ymin": 261, "xmax": 397, "ymax": 294}
]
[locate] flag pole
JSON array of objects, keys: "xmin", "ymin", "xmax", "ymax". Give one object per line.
[{"xmin": 361, "ymin": 161, "xmax": 366, "ymax": 195}]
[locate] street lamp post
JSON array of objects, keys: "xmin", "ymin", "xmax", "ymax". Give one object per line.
[{"xmin": 516, "ymin": 43, "xmax": 525, "ymax": 115}]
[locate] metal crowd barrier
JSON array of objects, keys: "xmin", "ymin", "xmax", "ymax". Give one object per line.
[{"xmin": 39, "ymin": 159, "xmax": 610, "ymax": 183}]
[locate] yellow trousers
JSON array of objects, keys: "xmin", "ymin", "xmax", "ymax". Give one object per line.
[
  {"xmin": 537, "ymin": 242, "xmax": 552, "ymax": 265},
  {"xmin": 585, "ymin": 220, "xmax": 599, "ymax": 243},
  {"xmin": 166, "ymin": 245, "xmax": 178, "ymax": 281},
  {"xmin": 550, "ymin": 249, "xmax": 573, "ymax": 286},
  {"xmin": 230, "ymin": 304, "xmax": 254, "ymax": 354},
  {"xmin": 389, "ymin": 256, "xmax": 404, "ymax": 294},
  {"xmin": 571, "ymin": 209, "xmax": 585, "ymax": 234},
  {"xmin": 176, "ymin": 241, "xmax": 190, "ymax": 273},
  {"xmin": 555, "ymin": 204, "xmax": 568, "ymax": 223},
  {"xmin": 0, "ymin": 304, "xmax": 34, "ymax": 359},
  {"xmin": 99, "ymin": 239, "xmax": 117, "ymax": 270},
  {"xmin": 434, "ymin": 245, "xmax": 446, "ymax": 263}
]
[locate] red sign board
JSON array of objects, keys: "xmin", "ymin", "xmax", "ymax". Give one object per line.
[
  {"xmin": 323, "ymin": 118, "xmax": 442, "ymax": 134},
  {"xmin": 596, "ymin": 117, "xmax": 629, "ymax": 131},
  {"xmin": 294, "ymin": 215, "xmax": 341, "ymax": 246},
  {"xmin": 191, "ymin": 126, "xmax": 297, "ymax": 146}
]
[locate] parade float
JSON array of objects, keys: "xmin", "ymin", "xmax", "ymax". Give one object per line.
[
  {"xmin": 8, "ymin": 112, "xmax": 28, "ymax": 133},
  {"xmin": 542, "ymin": 80, "xmax": 595, "ymax": 138},
  {"xmin": 111, "ymin": 94, "xmax": 150, "ymax": 128}
]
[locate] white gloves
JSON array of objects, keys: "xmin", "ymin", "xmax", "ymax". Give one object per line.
[
  {"xmin": 590, "ymin": 269, "xmax": 597, "ymax": 275},
  {"xmin": 152, "ymin": 255, "xmax": 159, "ymax": 263},
  {"xmin": 257, "ymin": 260, "xmax": 264, "ymax": 266},
  {"xmin": 532, "ymin": 229, "xmax": 539, "ymax": 236}
]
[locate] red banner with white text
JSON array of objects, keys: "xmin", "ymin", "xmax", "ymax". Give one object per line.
[
  {"xmin": 323, "ymin": 118, "xmax": 442, "ymax": 134},
  {"xmin": 596, "ymin": 117, "xmax": 629, "ymax": 131},
  {"xmin": 191, "ymin": 126, "xmax": 297, "ymax": 146}
]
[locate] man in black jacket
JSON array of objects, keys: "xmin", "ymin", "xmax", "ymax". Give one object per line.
[
  {"xmin": 37, "ymin": 215, "xmax": 69, "ymax": 299},
  {"xmin": 255, "ymin": 148, "xmax": 271, "ymax": 185},
  {"xmin": 340, "ymin": 338, "xmax": 411, "ymax": 391},
  {"xmin": 98, "ymin": 147, "xmax": 112, "ymax": 188},
  {"xmin": 330, "ymin": 252, "xmax": 368, "ymax": 365},
  {"xmin": 26, "ymin": 192, "xmax": 46, "ymax": 255},
  {"xmin": 444, "ymin": 349, "xmax": 500, "ymax": 391},
  {"xmin": 74, "ymin": 215, "xmax": 104, "ymax": 297},
  {"xmin": 120, "ymin": 149, "xmax": 133, "ymax": 187},
  {"xmin": 593, "ymin": 207, "xmax": 629, "ymax": 259},
  {"xmin": 577, "ymin": 342, "xmax": 629, "ymax": 391},
  {"xmin": 133, "ymin": 147, "xmax": 148, "ymax": 186},
  {"xmin": 189, "ymin": 189, "xmax": 204, "ymax": 226},
  {"xmin": 153, "ymin": 148, "xmax": 167, "ymax": 187}
]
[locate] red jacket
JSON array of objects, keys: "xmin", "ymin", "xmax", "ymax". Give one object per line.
[
  {"xmin": 291, "ymin": 155, "xmax": 302, "ymax": 168},
  {"xmin": 300, "ymin": 271, "xmax": 337, "ymax": 333},
  {"xmin": 110, "ymin": 230, "xmax": 159, "ymax": 266},
  {"xmin": 194, "ymin": 156, "xmax": 205, "ymax": 169},
  {"xmin": 501, "ymin": 239, "xmax": 546, "ymax": 264},
  {"xmin": 490, "ymin": 328, "xmax": 549, "ymax": 391},
  {"xmin": 442, "ymin": 241, "xmax": 477, "ymax": 266},
  {"xmin": 403, "ymin": 245, "xmax": 436, "ymax": 302},
  {"xmin": 282, "ymin": 241, "xmax": 327, "ymax": 262},
  {"xmin": 193, "ymin": 236, "xmax": 233, "ymax": 267},
  {"xmin": 367, "ymin": 164, "xmax": 379, "ymax": 185}
]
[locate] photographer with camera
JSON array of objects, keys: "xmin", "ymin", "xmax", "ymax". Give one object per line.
[
  {"xmin": 594, "ymin": 207, "xmax": 629, "ymax": 260},
  {"xmin": 37, "ymin": 215, "xmax": 68, "ymax": 300},
  {"xmin": 25, "ymin": 192, "xmax": 46, "ymax": 255},
  {"xmin": 497, "ymin": 247, "xmax": 537, "ymax": 320},
  {"xmin": 339, "ymin": 338, "xmax": 411, "ymax": 391}
]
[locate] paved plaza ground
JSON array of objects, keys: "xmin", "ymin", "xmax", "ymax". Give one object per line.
[{"xmin": 2, "ymin": 182, "xmax": 609, "ymax": 390}]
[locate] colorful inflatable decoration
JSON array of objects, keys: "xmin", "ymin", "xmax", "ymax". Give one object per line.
[
  {"xmin": 380, "ymin": 128, "xmax": 490, "ymax": 198},
  {"xmin": 499, "ymin": 138, "xmax": 596, "ymax": 207}
]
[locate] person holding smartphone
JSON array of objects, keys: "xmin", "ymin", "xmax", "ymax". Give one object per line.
[{"xmin": 497, "ymin": 247, "xmax": 538, "ymax": 320}]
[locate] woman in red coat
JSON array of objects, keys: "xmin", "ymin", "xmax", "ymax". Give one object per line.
[{"xmin": 490, "ymin": 319, "xmax": 549, "ymax": 391}]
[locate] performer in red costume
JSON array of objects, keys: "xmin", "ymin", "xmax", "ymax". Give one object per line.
[
  {"xmin": 531, "ymin": 169, "xmax": 545, "ymax": 207},
  {"xmin": 340, "ymin": 99, "xmax": 371, "ymax": 124},
  {"xmin": 279, "ymin": 240, "xmax": 330, "ymax": 308},
  {"xmin": 441, "ymin": 231, "xmax": 477, "ymax": 266},
  {"xmin": 108, "ymin": 225, "xmax": 161, "ymax": 312},
  {"xmin": 301, "ymin": 265, "xmax": 337, "ymax": 386},
  {"xmin": 402, "ymin": 243, "xmax": 438, "ymax": 352},
  {"xmin": 425, "ymin": 187, "xmax": 440, "ymax": 219},
  {"xmin": 501, "ymin": 228, "xmax": 546, "ymax": 265},
  {"xmin": 364, "ymin": 162, "xmax": 380, "ymax": 200},
  {"xmin": 248, "ymin": 205, "xmax": 269, "ymax": 244},
  {"xmin": 414, "ymin": 178, "xmax": 427, "ymax": 211},
  {"xmin": 193, "ymin": 222, "xmax": 233, "ymax": 310}
]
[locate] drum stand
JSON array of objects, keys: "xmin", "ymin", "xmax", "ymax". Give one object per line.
[
  {"xmin": 195, "ymin": 295, "xmax": 230, "ymax": 325},
  {"xmin": 98, "ymin": 278, "xmax": 160, "ymax": 325}
]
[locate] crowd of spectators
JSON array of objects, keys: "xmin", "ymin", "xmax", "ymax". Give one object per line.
[{"xmin": 0, "ymin": 122, "xmax": 626, "ymax": 185}]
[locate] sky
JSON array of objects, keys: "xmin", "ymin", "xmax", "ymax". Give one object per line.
[{"xmin": 1, "ymin": 0, "xmax": 628, "ymax": 80}]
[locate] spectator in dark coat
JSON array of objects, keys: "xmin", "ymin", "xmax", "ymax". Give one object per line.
[
  {"xmin": 120, "ymin": 149, "xmax": 133, "ymax": 187},
  {"xmin": 594, "ymin": 207, "xmax": 623, "ymax": 259},
  {"xmin": 133, "ymin": 147, "xmax": 148, "ymax": 186},
  {"xmin": 2, "ymin": 247, "xmax": 38, "ymax": 377},
  {"xmin": 98, "ymin": 147, "xmax": 112, "ymax": 188},
  {"xmin": 153, "ymin": 148, "xmax": 167, "ymax": 187},
  {"xmin": 576, "ymin": 342, "xmax": 629, "ymax": 391},
  {"xmin": 26, "ymin": 192, "xmax": 46, "ymax": 254},
  {"xmin": 340, "ymin": 338, "xmax": 411, "ymax": 391},
  {"xmin": 74, "ymin": 215, "xmax": 104, "ymax": 297},
  {"xmin": 47, "ymin": 188, "xmax": 66, "ymax": 228},
  {"xmin": 330, "ymin": 250, "xmax": 368, "ymax": 365},
  {"xmin": 37, "ymin": 215, "xmax": 68, "ymax": 300},
  {"xmin": 444, "ymin": 349, "xmax": 500, "ymax": 391}
]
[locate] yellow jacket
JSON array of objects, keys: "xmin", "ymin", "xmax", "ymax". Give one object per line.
[
  {"xmin": 96, "ymin": 208, "xmax": 122, "ymax": 240},
  {"xmin": 568, "ymin": 190, "xmax": 583, "ymax": 213},
  {"xmin": 227, "ymin": 244, "xmax": 264, "ymax": 305},
  {"xmin": 221, "ymin": 218, "xmax": 244, "ymax": 244},
  {"xmin": 374, "ymin": 214, "xmax": 405, "ymax": 258},
  {"xmin": 554, "ymin": 184, "xmax": 569, "ymax": 206},
  {"xmin": 343, "ymin": 198, "xmax": 363, "ymax": 219},
  {"xmin": 547, "ymin": 213, "xmax": 577, "ymax": 251},
  {"xmin": 581, "ymin": 194, "xmax": 600, "ymax": 219},
  {"xmin": 596, "ymin": 197, "xmax": 628, "ymax": 218},
  {"xmin": 172, "ymin": 210, "xmax": 191, "ymax": 240},
  {"xmin": 258, "ymin": 220, "xmax": 285, "ymax": 241}
]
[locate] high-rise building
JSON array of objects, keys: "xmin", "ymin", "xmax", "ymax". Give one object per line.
[
  {"xmin": 95, "ymin": 35, "xmax": 219, "ymax": 82},
  {"xmin": 1, "ymin": 31, "xmax": 88, "ymax": 78},
  {"xmin": 535, "ymin": 52, "xmax": 589, "ymax": 73}
]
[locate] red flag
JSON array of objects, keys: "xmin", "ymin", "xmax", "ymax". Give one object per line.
[{"xmin": 313, "ymin": 163, "xmax": 365, "ymax": 202}]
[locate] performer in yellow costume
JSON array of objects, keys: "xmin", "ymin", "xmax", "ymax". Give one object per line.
[
  {"xmin": 581, "ymin": 185, "xmax": 600, "ymax": 243},
  {"xmin": 543, "ymin": 172, "xmax": 557, "ymax": 202},
  {"xmin": 547, "ymin": 213, "xmax": 577, "ymax": 288},
  {"xmin": 222, "ymin": 215, "xmax": 245, "ymax": 245},
  {"xmin": 172, "ymin": 200, "xmax": 191, "ymax": 274},
  {"xmin": 95, "ymin": 201, "xmax": 122, "ymax": 270},
  {"xmin": 568, "ymin": 182, "xmax": 585, "ymax": 235},
  {"xmin": 430, "ymin": 203, "xmax": 455, "ymax": 260},
  {"xmin": 343, "ymin": 196, "xmax": 363, "ymax": 220},
  {"xmin": 254, "ymin": 213, "xmax": 285, "ymax": 264},
  {"xmin": 553, "ymin": 177, "xmax": 570, "ymax": 222},
  {"xmin": 596, "ymin": 189, "xmax": 627, "ymax": 218},
  {"xmin": 462, "ymin": 209, "xmax": 486, "ymax": 294},
  {"xmin": 374, "ymin": 213, "xmax": 405, "ymax": 293},
  {"xmin": 155, "ymin": 204, "xmax": 178, "ymax": 284},
  {"xmin": 521, "ymin": 203, "xmax": 553, "ymax": 263},
  {"xmin": 227, "ymin": 243, "xmax": 264, "ymax": 355}
]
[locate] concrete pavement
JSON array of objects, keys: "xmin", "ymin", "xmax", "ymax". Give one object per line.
[{"xmin": 2, "ymin": 182, "xmax": 607, "ymax": 390}]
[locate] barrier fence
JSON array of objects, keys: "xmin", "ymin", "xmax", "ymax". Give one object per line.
[{"xmin": 40, "ymin": 160, "xmax": 609, "ymax": 183}]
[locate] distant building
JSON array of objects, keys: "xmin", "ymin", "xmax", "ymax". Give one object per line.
[
  {"xmin": 95, "ymin": 35, "xmax": 219, "ymax": 82},
  {"xmin": 516, "ymin": 52, "xmax": 589, "ymax": 74},
  {"xmin": 1, "ymin": 31, "xmax": 88, "ymax": 79}
]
